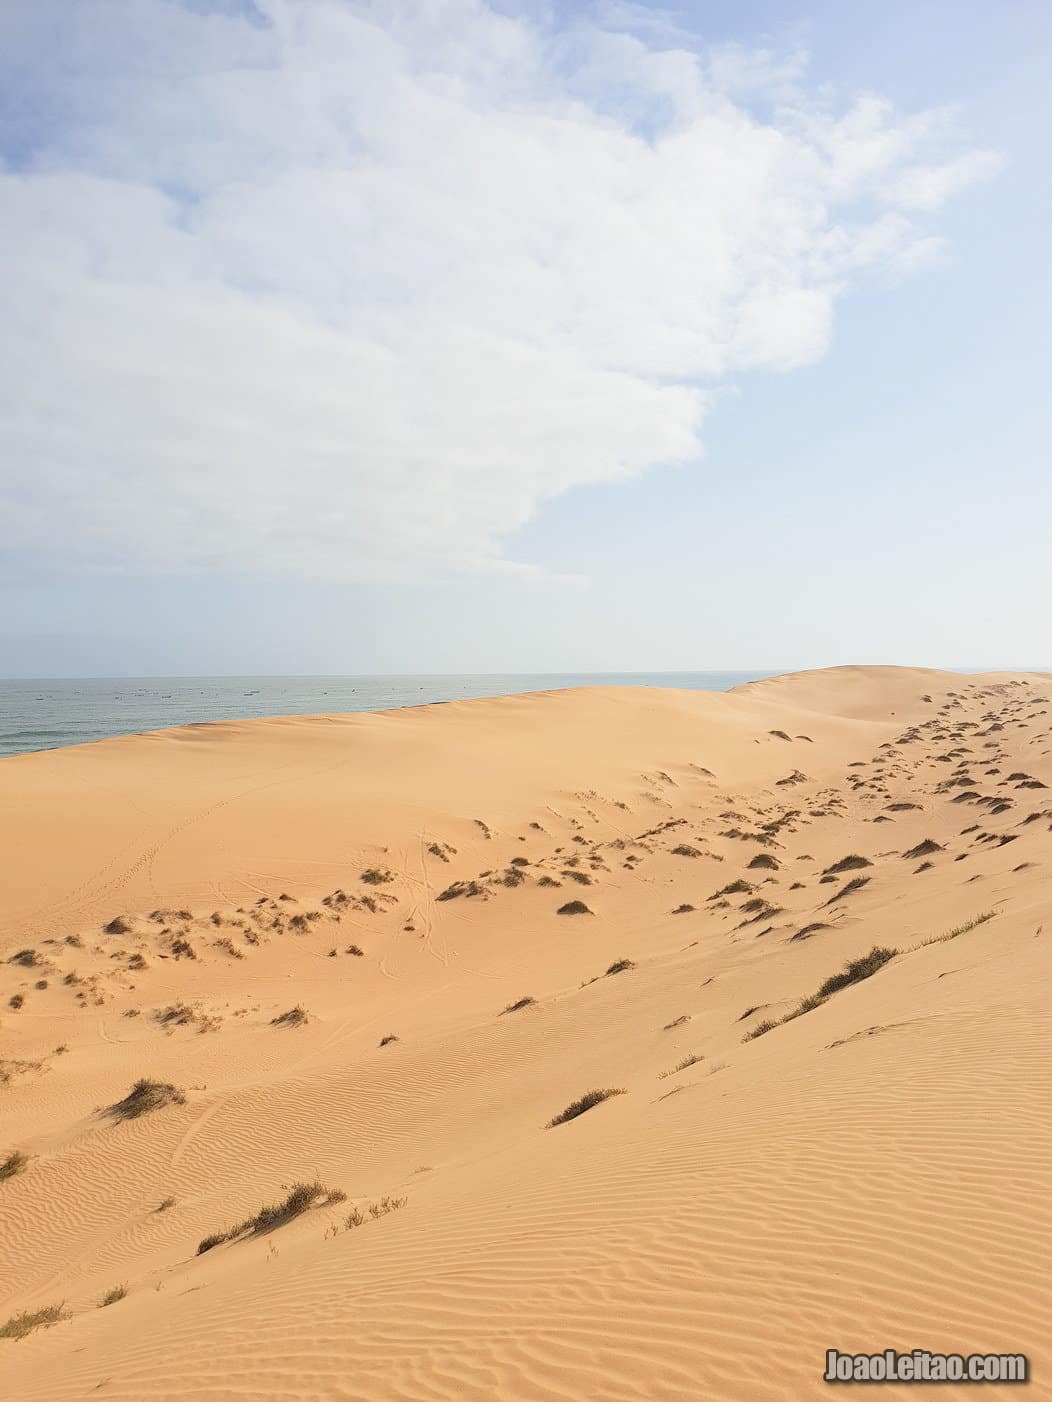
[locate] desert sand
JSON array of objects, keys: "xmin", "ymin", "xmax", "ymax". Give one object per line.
[{"xmin": 1, "ymin": 666, "xmax": 1050, "ymax": 1400}]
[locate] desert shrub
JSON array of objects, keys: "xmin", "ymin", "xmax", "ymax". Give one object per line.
[
  {"xmin": 501, "ymin": 996, "xmax": 536, "ymax": 1015},
  {"xmin": 107, "ymin": 1079, "xmax": 186, "ymax": 1120},
  {"xmin": 709, "ymin": 880, "xmax": 753, "ymax": 900},
  {"xmin": 0, "ymin": 1150, "xmax": 28, "ymax": 1181},
  {"xmin": 824, "ymin": 875, "xmax": 870, "ymax": 905},
  {"xmin": 437, "ymin": 880, "xmax": 484, "ymax": 901},
  {"xmin": 556, "ymin": 900, "xmax": 592, "ymax": 916},
  {"xmin": 814, "ymin": 946, "xmax": 896, "ymax": 998},
  {"xmin": 605, "ymin": 958, "xmax": 634, "ymax": 975},
  {"xmin": 271, "ymin": 1006, "xmax": 308, "ymax": 1028},
  {"xmin": 822, "ymin": 854, "xmax": 872, "ymax": 875},
  {"xmin": 791, "ymin": 922, "xmax": 830, "ymax": 942},
  {"xmin": 361, "ymin": 869, "xmax": 393, "ymax": 885},
  {"xmin": 916, "ymin": 911, "xmax": 995, "ymax": 948},
  {"xmin": 903, "ymin": 839, "xmax": 944, "ymax": 860},
  {"xmin": 99, "ymin": 1285, "xmax": 126, "ymax": 1308},
  {"xmin": 198, "ymin": 1180, "xmax": 340, "ymax": 1254},
  {"xmin": 744, "ymin": 1018, "xmax": 777, "ymax": 1041},
  {"xmin": 548, "ymin": 1088, "xmax": 625, "ymax": 1127},
  {"xmin": 0, "ymin": 1304, "xmax": 68, "ymax": 1340},
  {"xmin": 378, "ymin": 1034, "xmax": 399, "ymax": 1047},
  {"xmin": 742, "ymin": 947, "xmax": 897, "ymax": 1043},
  {"xmin": 657, "ymin": 1053, "xmax": 703, "ymax": 1079}
]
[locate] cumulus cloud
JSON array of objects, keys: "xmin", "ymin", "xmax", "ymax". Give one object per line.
[{"xmin": 0, "ymin": 0, "xmax": 997, "ymax": 577}]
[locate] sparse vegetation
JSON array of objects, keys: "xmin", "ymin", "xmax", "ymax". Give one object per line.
[
  {"xmin": 709, "ymin": 879, "xmax": 752, "ymax": 900},
  {"xmin": 548, "ymin": 1088, "xmax": 625, "ymax": 1127},
  {"xmin": 437, "ymin": 879, "xmax": 484, "ymax": 901},
  {"xmin": 99, "ymin": 1285, "xmax": 127, "ymax": 1308},
  {"xmin": 605, "ymin": 958, "xmax": 634, "ymax": 975},
  {"xmin": 107, "ymin": 1079, "xmax": 186, "ymax": 1120},
  {"xmin": 916, "ymin": 911, "xmax": 995, "ymax": 949},
  {"xmin": 379, "ymin": 1034, "xmax": 399, "ymax": 1047},
  {"xmin": 361, "ymin": 868, "xmax": 394, "ymax": 885},
  {"xmin": 824, "ymin": 875, "xmax": 871, "ymax": 905},
  {"xmin": 556, "ymin": 899, "xmax": 592, "ymax": 915},
  {"xmin": 501, "ymin": 996, "xmax": 536, "ymax": 1015},
  {"xmin": 744, "ymin": 1018, "xmax": 778, "ymax": 1041},
  {"xmin": 197, "ymin": 1180, "xmax": 341, "ymax": 1254},
  {"xmin": 822, "ymin": 854, "xmax": 872, "ymax": 875},
  {"xmin": 903, "ymin": 838, "xmax": 944, "ymax": 860},
  {"xmin": 271, "ymin": 1005, "xmax": 308, "ymax": 1028},
  {"xmin": 345, "ymin": 1195, "xmax": 406, "ymax": 1230},
  {"xmin": 743, "ymin": 946, "xmax": 898, "ymax": 1042},
  {"xmin": 0, "ymin": 1303, "xmax": 68, "ymax": 1340},
  {"xmin": 0, "ymin": 1150, "xmax": 28, "ymax": 1181},
  {"xmin": 657, "ymin": 1052, "xmax": 703, "ymax": 1079},
  {"xmin": 791, "ymin": 922, "xmax": 830, "ymax": 942}
]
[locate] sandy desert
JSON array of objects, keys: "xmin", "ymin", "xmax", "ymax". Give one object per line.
[{"xmin": 1, "ymin": 666, "xmax": 1050, "ymax": 1400}]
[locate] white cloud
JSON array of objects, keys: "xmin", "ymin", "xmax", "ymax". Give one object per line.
[{"xmin": 0, "ymin": 0, "xmax": 998, "ymax": 578}]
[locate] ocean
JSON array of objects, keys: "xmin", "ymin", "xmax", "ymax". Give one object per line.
[{"xmin": 0, "ymin": 671, "xmax": 772, "ymax": 759}]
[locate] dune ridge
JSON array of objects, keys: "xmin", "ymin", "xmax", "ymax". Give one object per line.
[{"xmin": 1, "ymin": 666, "xmax": 1050, "ymax": 1400}]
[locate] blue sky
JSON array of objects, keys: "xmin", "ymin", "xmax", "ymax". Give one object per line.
[{"xmin": 1, "ymin": 0, "xmax": 1049, "ymax": 676}]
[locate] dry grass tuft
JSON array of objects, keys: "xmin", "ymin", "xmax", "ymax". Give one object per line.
[
  {"xmin": 0, "ymin": 1150, "xmax": 28, "ymax": 1182},
  {"xmin": 548, "ymin": 1088, "xmax": 625, "ymax": 1127},
  {"xmin": 0, "ymin": 1304, "xmax": 68, "ymax": 1340},
  {"xmin": 107, "ymin": 1079, "xmax": 186, "ymax": 1121},
  {"xmin": 198, "ymin": 1180, "xmax": 342, "ymax": 1254},
  {"xmin": 271, "ymin": 1006, "xmax": 308, "ymax": 1028},
  {"xmin": 501, "ymin": 996, "xmax": 536, "ymax": 1015}
]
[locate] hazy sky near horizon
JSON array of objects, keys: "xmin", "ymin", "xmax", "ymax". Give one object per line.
[{"xmin": 1, "ymin": 0, "xmax": 1049, "ymax": 677}]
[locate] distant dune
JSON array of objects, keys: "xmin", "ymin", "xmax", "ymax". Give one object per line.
[{"xmin": 2, "ymin": 667, "xmax": 1051, "ymax": 1400}]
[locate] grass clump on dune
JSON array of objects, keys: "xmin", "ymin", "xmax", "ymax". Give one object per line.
[
  {"xmin": 743, "ymin": 946, "xmax": 898, "ymax": 1043},
  {"xmin": 271, "ymin": 1005, "xmax": 308, "ymax": 1028},
  {"xmin": 822, "ymin": 854, "xmax": 872, "ymax": 875},
  {"xmin": 99, "ymin": 1285, "xmax": 127, "ymax": 1307},
  {"xmin": 548, "ymin": 1088, "xmax": 625, "ymax": 1127},
  {"xmin": 500, "ymin": 996, "xmax": 536, "ymax": 1015},
  {"xmin": 605, "ymin": 958, "xmax": 635, "ymax": 976},
  {"xmin": 361, "ymin": 868, "xmax": 393, "ymax": 885},
  {"xmin": 0, "ymin": 1150, "xmax": 28, "ymax": 1182},
  {"xmin": 107, "ymin": 1079, "xmax": 186, "ymax": 1121},
  {"xmin": 556, "ymin": 899, "xmax": 592, "ymax": 916},
  {"xmin": 197, "ymin": 1180, "xmax": 344, "ymax": 1255},
  {"xmin": 916, "ymin": 910, "xmax": 995, "ymax": 949},
  {"xmin": 0, "ymin": 1303, "xmax": 68, "ymax": 1340}
]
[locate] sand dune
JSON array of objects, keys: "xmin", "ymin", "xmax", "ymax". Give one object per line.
[{"xmin": 2, "ymin": 666, "xmax": 1051, "ymax": 1399}]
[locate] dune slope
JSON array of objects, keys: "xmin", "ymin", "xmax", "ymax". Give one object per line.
[{"xmin": 1, "ymin": 667, "xmax": 1050, "ymax": 1400}]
